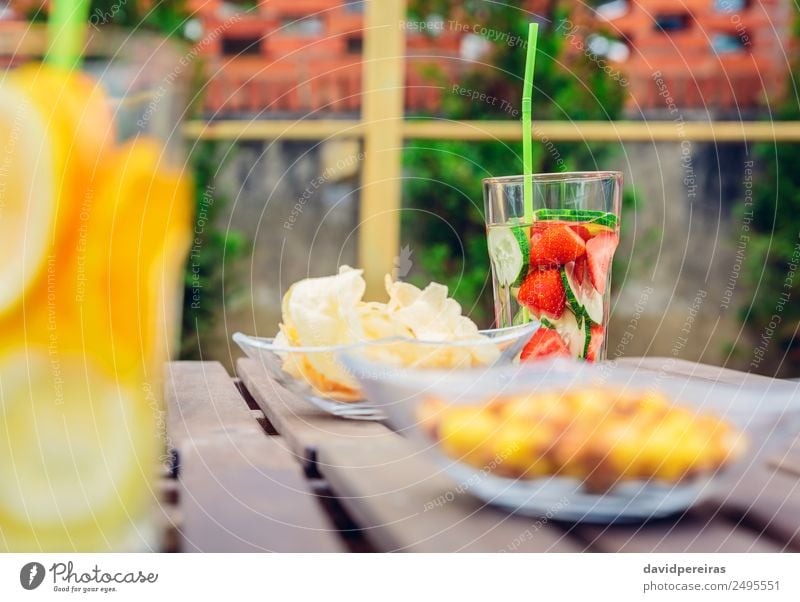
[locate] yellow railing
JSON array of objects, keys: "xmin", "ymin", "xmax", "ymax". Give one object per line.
[
  {"xmin": 182, "ymin": 0, "xmax": 800, "ymax": 297},
  {"xmin": 183, "ymin": 119, "xmax": 800, "ymax": 142}
]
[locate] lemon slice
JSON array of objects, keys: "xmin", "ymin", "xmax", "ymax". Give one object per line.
[
  {"xmin": 11, "ymin": 65, "xmax": 115, "ymax": 243},
  {"xmin": 0, "ymin": 65, "xmax": 114, "ymax": 318},
  {"xmin": 0, "ymin": 351, "xmax": 157, "ymax": 551},
  {"xmin": 0, "ymin": 80, "xmax": 58, "ymax": 315}
]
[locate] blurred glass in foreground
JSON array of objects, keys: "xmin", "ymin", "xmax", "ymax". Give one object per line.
[{"xmin": 0, "ymin": 27, "xmax": 192, "ymax": 551}]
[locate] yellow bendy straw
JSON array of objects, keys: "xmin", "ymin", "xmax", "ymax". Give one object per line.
[
  {"xmin": 522, "ymin": 22, "xmax": 539, "ymax": 223},
  {"xmin": 46, "ymin": 0, "xmax": 91, "ymax": 69}
]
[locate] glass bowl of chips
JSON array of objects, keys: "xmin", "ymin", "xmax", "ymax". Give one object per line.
[
  {"xmin": 339, "ymin": 358, "xmax": 790, "ymax": 522},
  {"xmin": 235, "ymin": 266, "xmax": 540, "ymax": 419},
  {"xmin": 233, "ymin": 323, "xmax": 538, "ymax": 420}
]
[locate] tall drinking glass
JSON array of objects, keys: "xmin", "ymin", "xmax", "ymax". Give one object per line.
[
  {"xmin": 0, "ymin": 27, "xmax": 192, "ymax": 551},
  {"xmin": 484, "ymin": 172, "xmax": 622, "ymax": 362}
]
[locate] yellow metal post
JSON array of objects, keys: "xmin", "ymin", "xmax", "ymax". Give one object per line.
[{"xmin": 359, "ymin": 0, "xmax": 406, "ymax": 299}]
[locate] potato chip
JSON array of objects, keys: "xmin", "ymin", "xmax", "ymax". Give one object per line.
[
  {"xmin": 275, "ymin": 267, "xmax": 499, "ymax": 401},
  {"xmin": 285, "ymin": 266, "xmax": 365, "ymax": 345},
  {"xmin": 357, "ymin": 302, "xmax": 413, "ymax": 341},
  {"xmin": 383, "ymin": 275, "xmax": 499, "ymax": 366},
  {"xmin": 385, "ymin": 275, "xmax": 480, "ymax": 341},
  {"xmin": 281, "ymin": 266, "xmax": 366, "ymax": 388}
]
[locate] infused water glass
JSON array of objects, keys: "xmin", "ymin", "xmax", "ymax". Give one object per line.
[
  {"xmin": 483, "ymin": 172, "xmax": 621, "ymax": 362},
  {"xmin": 0, "ymin": 28, "xmax": 192, "ymax": 551}
]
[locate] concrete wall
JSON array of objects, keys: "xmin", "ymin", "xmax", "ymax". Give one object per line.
[
  {"xmin": 202, "ymin": 138, "xmax": 363, "ymax": 369},
  {"xmin": 607, "ymin": 140, "xmax": 756, "ymax": 370}
]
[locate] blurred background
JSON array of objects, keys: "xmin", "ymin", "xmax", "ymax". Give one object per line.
[{"xmin": 3, "ymin": 0, "xmax": 799, "ymax": 376}]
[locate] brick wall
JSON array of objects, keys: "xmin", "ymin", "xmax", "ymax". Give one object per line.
[
  {"xmin": 191, "ymin": 0, "xmax": 462, "ymax": 116},
  {"xmin": 597, "ymin": 0, "xmax": 791, "ymax": 112},
  {"xmin": 190, "ymin": 0, "xmax": 791, "ymax": 117},
  {"xmin": 2, "ymin": 0, "xmax": 788, "ymax": 115}
]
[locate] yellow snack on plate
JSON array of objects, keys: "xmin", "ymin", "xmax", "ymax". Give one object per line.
[{"xmin": 420, "ymin": 386, "xmax": 748, "ymax": 491}]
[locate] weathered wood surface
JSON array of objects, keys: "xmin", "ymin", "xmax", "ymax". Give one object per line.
[
  {"xmin": 179, "ymin": 435, "xmax": 343, "ymax": 552},
  {"xmin": 165, "ymin": 359, "xmax": 800, "ymax": 553},
  {"xmin": 165, "ymin": 361, "xmax": 343, "ymax": 552},
  {"xmin": 574, "ymin": 503, "xmax": 784, "ymax": 553},
  {"xmin": 317, "ymin": 437, "xmax": 583, "ymax": 552},
  {"xmin": 615, "ymin": 356, "xmax": 787, "ymax": 387},
  {"xmin": 237, "ymin": 358, "xmax": 394, "ymax": 472}
]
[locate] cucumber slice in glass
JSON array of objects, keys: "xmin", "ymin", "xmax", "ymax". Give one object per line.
[
  {"xmin": 562, "ymin": 263, "xmax": 583, "ymax": 317},
  {"xmin": 580, "ymin": 279, "xmax": 604, "ymax": 324},
  {"xmin": 583, "ymin": 315, "xmax": 592, "ymax": 358},
  {"xmin": 534, "ymin": 208, "xmax": 618, "ymax": 230},
  {"xmin": 562, "ymin": 262, "xmax": 604, "ymax": 325},
  {"xmin": 487, "ymin": 225, "xmax": 530, "ymax": 287}
]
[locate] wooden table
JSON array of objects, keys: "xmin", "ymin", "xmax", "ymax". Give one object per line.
[{"xmin": 158, "ymin": 358, "xmax": 800, "ymax": 552}]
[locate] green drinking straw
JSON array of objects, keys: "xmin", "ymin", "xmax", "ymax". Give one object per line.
[
  {"xmin": 522, "ymin": 22, "xmax": 539, "ymax": 223},
  {"xmin": 45, "ymin": 0, "xmax": 91, "ymax": 69}
]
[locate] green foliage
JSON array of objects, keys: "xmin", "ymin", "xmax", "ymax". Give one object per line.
[
  {"xmin": 741, "ymin": 19, "xmax": 800, "ymax": 372},
  {"xmin": 88, "ymin": 1, "xmax": 188, "ymax": 35},
  {"xmin": 22, "ymin": 1, "xmax": 189, "ymax": 32},
  {"xmin": 181, "ymin": 141, "xmax": 247, "ymax": 359},
  {"xmin": 403, "ymin": 1, "xmax": 627, "ymax": 324}
]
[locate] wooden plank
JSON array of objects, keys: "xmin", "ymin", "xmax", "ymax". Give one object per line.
[
  {"xmin": 714, "ymin": 444, "xmax": 800, "ymax": 552},
  {"xmin": 237, "ymin": 358, "xmax": 394, "ymax": 472},
  {"xmin": 316, "ymin": 436, "xmax": 584, "ymax": 552},
  {"xmin": 573, "ymin": 504, "xmax": 783, "ymax": 553},
  {"xmin": 181, "ymin": 119, "xmax": 800, "ymax": 143},
  {"xmin": 716, "ymin": 466, "xmax": 800, "ymax": 551},
  {"xmin": 358, "ymin": 0, "xmax": 406, "ymax": 298},
  {"xmin": 156, "ymin": 505, "xmax": 182, "ymax": 554},
  {"xmin": 768, "ymin": 437, "xmax": 800, "ymax": 478},
  {"xmin": 237, "ymin": 358, "xmax": 585, "ymax": 551},
  {"xmin": 615, "ymin": 356, "xmax": 783, "ymax": 387},
  {"xmin": 165, "ymin": 361, "xmax": 262, "ymax": 446},
  {"xmin": 165, "ymin": 361, "xmax": 344, "ymax": 552},
  {"xmin": 179, "ymin": 434, "xmax": 343, "ymax": 552},
  {"xmin": 155, "ymin": 478, "xmax": 181, "ymax": 553},
  {"xmin": 238, "ymin": 358, "xmax": 799, "ymax": 552}
]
